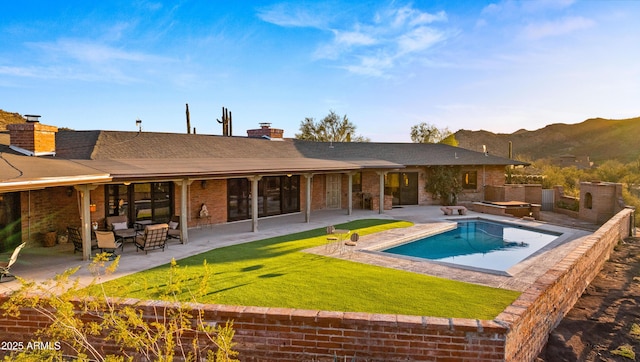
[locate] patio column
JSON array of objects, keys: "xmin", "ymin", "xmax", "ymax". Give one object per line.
[
  {"xmin": 347, "ymin": 172, "xmax": 354, "ymax": 215},
  {"xmin": 75, "ymin": 184, "xmax": 97, "ymax": 261},
  {"xmin": 304, "ymin": 173, "xmax": 313, "ymax": 223},
  {"xmin": 175, "ymin": 179, "xmax": 191, "ymax": 243},
  {"xmin": 377, "ymin": 171, "xmax": 388, "ymax": 214},
  {"xmin": 249, "ymin": 176, "xmax": 262, "ymax": 232}
]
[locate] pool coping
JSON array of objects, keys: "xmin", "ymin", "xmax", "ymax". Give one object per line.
[{"xmin": 304, "ymin": 214, "xmax": 593, "ymax": 292}]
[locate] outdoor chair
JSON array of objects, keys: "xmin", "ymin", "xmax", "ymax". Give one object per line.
[
  {"xmin": 68, "ymin": 226, "xmax": 98, "ymax": 254},
  {"xmin": 325, "ymin": 225, "xmax": 338, "ymax": 252},
  {"xmin": 167, "ymin": 215, "xmax": 181, "ymax": 242},
  {"xmin": 0, "ymin": 242, "xmax": 26, "ymax": 282},
  {"xmin": 68, "ymin": 226, "xmax": 84, "ymax": 254},
  {"xmin": 135, "ymin": 223, "xmax": 169, "ymax": 254},
  {"xmin": 342, "ymin": 233, "xmax": 359, "ymax": 257},
  {"xmin": 94, "ymin": 231, "xmax": 123, "ymax": 260},
  {"xmin": 345, "ymin": 232, "xmax": 359, "ymax": 246}
]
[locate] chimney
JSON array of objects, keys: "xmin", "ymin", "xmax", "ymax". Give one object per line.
[
  {"xmin": 246, "ymin": 122, "xmax": 284, "ymax": 140},
  {"xmin": 7, "ymin": 115, "xmax": 58, "ymax": 156}
]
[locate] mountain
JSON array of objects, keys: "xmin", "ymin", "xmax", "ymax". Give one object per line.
[
  {"xmin": 454, "ymin": 117, "xmax": 640, "ymax": 164},
  {"xmin": 0, "ymin": 110, "xmax": 26, "ymax": 130}
]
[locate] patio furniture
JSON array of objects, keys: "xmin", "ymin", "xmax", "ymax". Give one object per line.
[
  {"xmin": 106, "ymin": 215, "xmax": 138, "ymax": 242},
  {"xmin": 167, "ymin": 215, "xmax": 181, "ymax": 242},
  {"xmin": 325, "ymin": 225, "xmax": 338, "ymax": 252},
  {"xmin": 94, "ymin": 231, "xmax": 123, "ymax": 260},
  {"xmin": 325, "ymin": 226, "xmax": 350, "ymax": 253},
  {"xmin": 343, "ymin": 233, "xmax": 359, "ymax": 257},
  {"xmin": 345, "ymin": 232, "xmax": 359, "ymax": 246},
  {"xmin": 68, "ymin": 226, "xmax": 84, "ymax": 254},
  {"xmin": 440, "ymin": 206, "xmax": 468, "ymax": 215},
  {"xmin": 134, "ymin": 223, "xmax": 169, "ymax": 254},
  {"xmin": 68, "ymin": 226, "xmax": 98, "ymax": 254},
  {"xmin": 0, "ymin": 242, "xmax": 26, "ymax": 282}
]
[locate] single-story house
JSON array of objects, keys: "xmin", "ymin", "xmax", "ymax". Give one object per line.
[{"xmin": 0, "ymin": 118, "xmax": 527, "ymax": 260}]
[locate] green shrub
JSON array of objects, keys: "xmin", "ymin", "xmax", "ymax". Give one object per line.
[{"xmin": 1, "ymin": 254, "xmax": 238, "ymax": 362}]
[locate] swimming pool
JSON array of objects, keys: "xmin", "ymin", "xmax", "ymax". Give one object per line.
[{"xmin": 381, "ymin": 220, "xmax": 561, "ymax": 273}]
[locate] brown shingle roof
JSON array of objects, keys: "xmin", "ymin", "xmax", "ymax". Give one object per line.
[{"xmin": 0, "ymin": 152, "xmax": 111, "ymax": 192}]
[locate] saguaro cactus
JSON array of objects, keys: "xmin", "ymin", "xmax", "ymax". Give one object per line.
[{"xmin": 217, "ymin": 107, "xmax": 233, "ymax": 136}]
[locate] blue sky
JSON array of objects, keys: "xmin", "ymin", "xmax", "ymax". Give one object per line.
[{"xmin": 1, "ymin": 1, "xmax": 639, "ymax": 142}]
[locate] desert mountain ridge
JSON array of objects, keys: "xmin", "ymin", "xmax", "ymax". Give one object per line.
[
  {"xmin": 0, "ymin": 109, "xmax": 27, "ymax": 129},
  {"xmin": 455, "ymin": 116, "xmax": 640, "ymax": 164}
]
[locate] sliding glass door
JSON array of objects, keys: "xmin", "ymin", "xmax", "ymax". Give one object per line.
[
  {"xmin": 105, "ymin": 182, "xmax": 174, "ymax": 224},
  {"xmin": 227, "ymin": 176, "xmax": 300, "ymax": 221}
]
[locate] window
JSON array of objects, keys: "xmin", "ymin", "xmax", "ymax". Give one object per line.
[{"xmin": 462, "ymin": 171, "xmax": 478, "ymax": 190}]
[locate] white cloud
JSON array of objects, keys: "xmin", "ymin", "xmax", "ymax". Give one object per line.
[
  {"xmin": 397, "ymin": 26, "xmax": 444, "ymax": 55},
  {"xmin": 280, "ymin": 3, "xmax": 450, "ymax": 77},
  {"xmin": 256, "ymin": 3, "xmax": 327, "ymax": 28},
  {"xmin": 30, "ymin": 39, "xmax": 162, "ymax": 64},
  {"xmin": 522, "ymin": 16, "xmax": 595, "ymax": 40},
  {"xmin": 334, "ymin": 28, "xmax": 377, "ymax": 47}
]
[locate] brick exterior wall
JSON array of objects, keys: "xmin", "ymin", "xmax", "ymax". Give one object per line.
[
  {"xmin": 188, "ymin": 179, "xmax": 227, "ymax": 226},
  {"xmin": 18, "ymin": 187, "xmax": 90, "ymax": 246},
  {"xmin": 1, "ymin": 206, "xmax": 633, "ymax": 361}
]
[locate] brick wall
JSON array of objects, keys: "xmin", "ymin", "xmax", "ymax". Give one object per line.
[
  {"xmin": 18, "ymin": 187, "xmax": 86, "ymax": 245},
  {"xmin": 189, "ymin": 179, "xmax": 227, "ymax": 226},
  {"xmin": 579, "ymin": 182, "xmax": 625, "ymax": 224},
  {"xmin": 501, "ymin": 207, "xmax": 634, "ymax": 361},
  {"xmin": 0, "ymin": 210, "xmax": 633, "ymax": 361}
]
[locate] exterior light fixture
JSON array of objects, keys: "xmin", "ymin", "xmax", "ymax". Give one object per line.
[{"xmin": 66, "ymin": 186, "xmax": 74, "ymax": 197}]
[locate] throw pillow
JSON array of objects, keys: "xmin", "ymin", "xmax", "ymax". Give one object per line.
[
  {"xmin": 169, "ymin": 221, "xmax": 179, "ymax": 230},
  {"xmin": 112, "ymin": 221, "xmax": 128, "ymax": 230}
]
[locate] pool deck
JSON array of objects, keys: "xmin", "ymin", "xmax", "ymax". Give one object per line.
[
  {"xmin": 307, "ymin": 211, "xmax": 593, "ymax": 291},
  {"xmin": 0, "ymin": 206, "xmax": 597, "ymax": 294}
]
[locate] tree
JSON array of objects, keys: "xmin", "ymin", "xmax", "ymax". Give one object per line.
[
  {"xmin": 424, "ymin": 166, "xmax": 463, "ymax": 205},
  {"xmin": 295, "ymin": 110, "xmax": 370, "ymax": 142},
  {"xmin": 410, "ymin": 122, "xmax": 455, "ymax": 144}
]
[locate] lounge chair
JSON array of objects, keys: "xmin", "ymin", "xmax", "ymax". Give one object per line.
[
  {"xmin": 0, "ymin": 242, "xmax": 26, "ymax": 282},
  {"xmin": 94, "ymin": 231, "xmax": 123, "ymax": 259},
  {"xmin": 134, "ymin": 223, "xmax": 169, "ymax": 254}
]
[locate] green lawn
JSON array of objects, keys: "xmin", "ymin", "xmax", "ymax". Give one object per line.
[{"xmin": 96, "ymin": 219, "xmax": 520, "ymax": 319}]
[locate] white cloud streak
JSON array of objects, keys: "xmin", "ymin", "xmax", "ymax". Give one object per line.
[
  {"xmin": 522, "ymin": 16, "xmax": 595, "ymax": 40},
  {"xmin": 259, "ymin": 3, "xmax": 449, "ymax": 77}
]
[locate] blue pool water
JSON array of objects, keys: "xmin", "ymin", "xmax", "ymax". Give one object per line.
[{"xmin": 382, "ymin": 220, "xmax": 561, "ymax": 273}]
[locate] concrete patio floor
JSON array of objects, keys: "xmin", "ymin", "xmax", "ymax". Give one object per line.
[{"xmin": 0, "ymin": 206, "xmax": 598, "ymax": 294}]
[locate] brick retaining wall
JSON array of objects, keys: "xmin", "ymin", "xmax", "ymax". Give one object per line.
[
  {"xmin": 500, "ymin": 207, "xmax": 634, "ymax": 361},
  {"xmin": 0, "ymin": 209, "xmax": 633, "ymax": 361}
]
